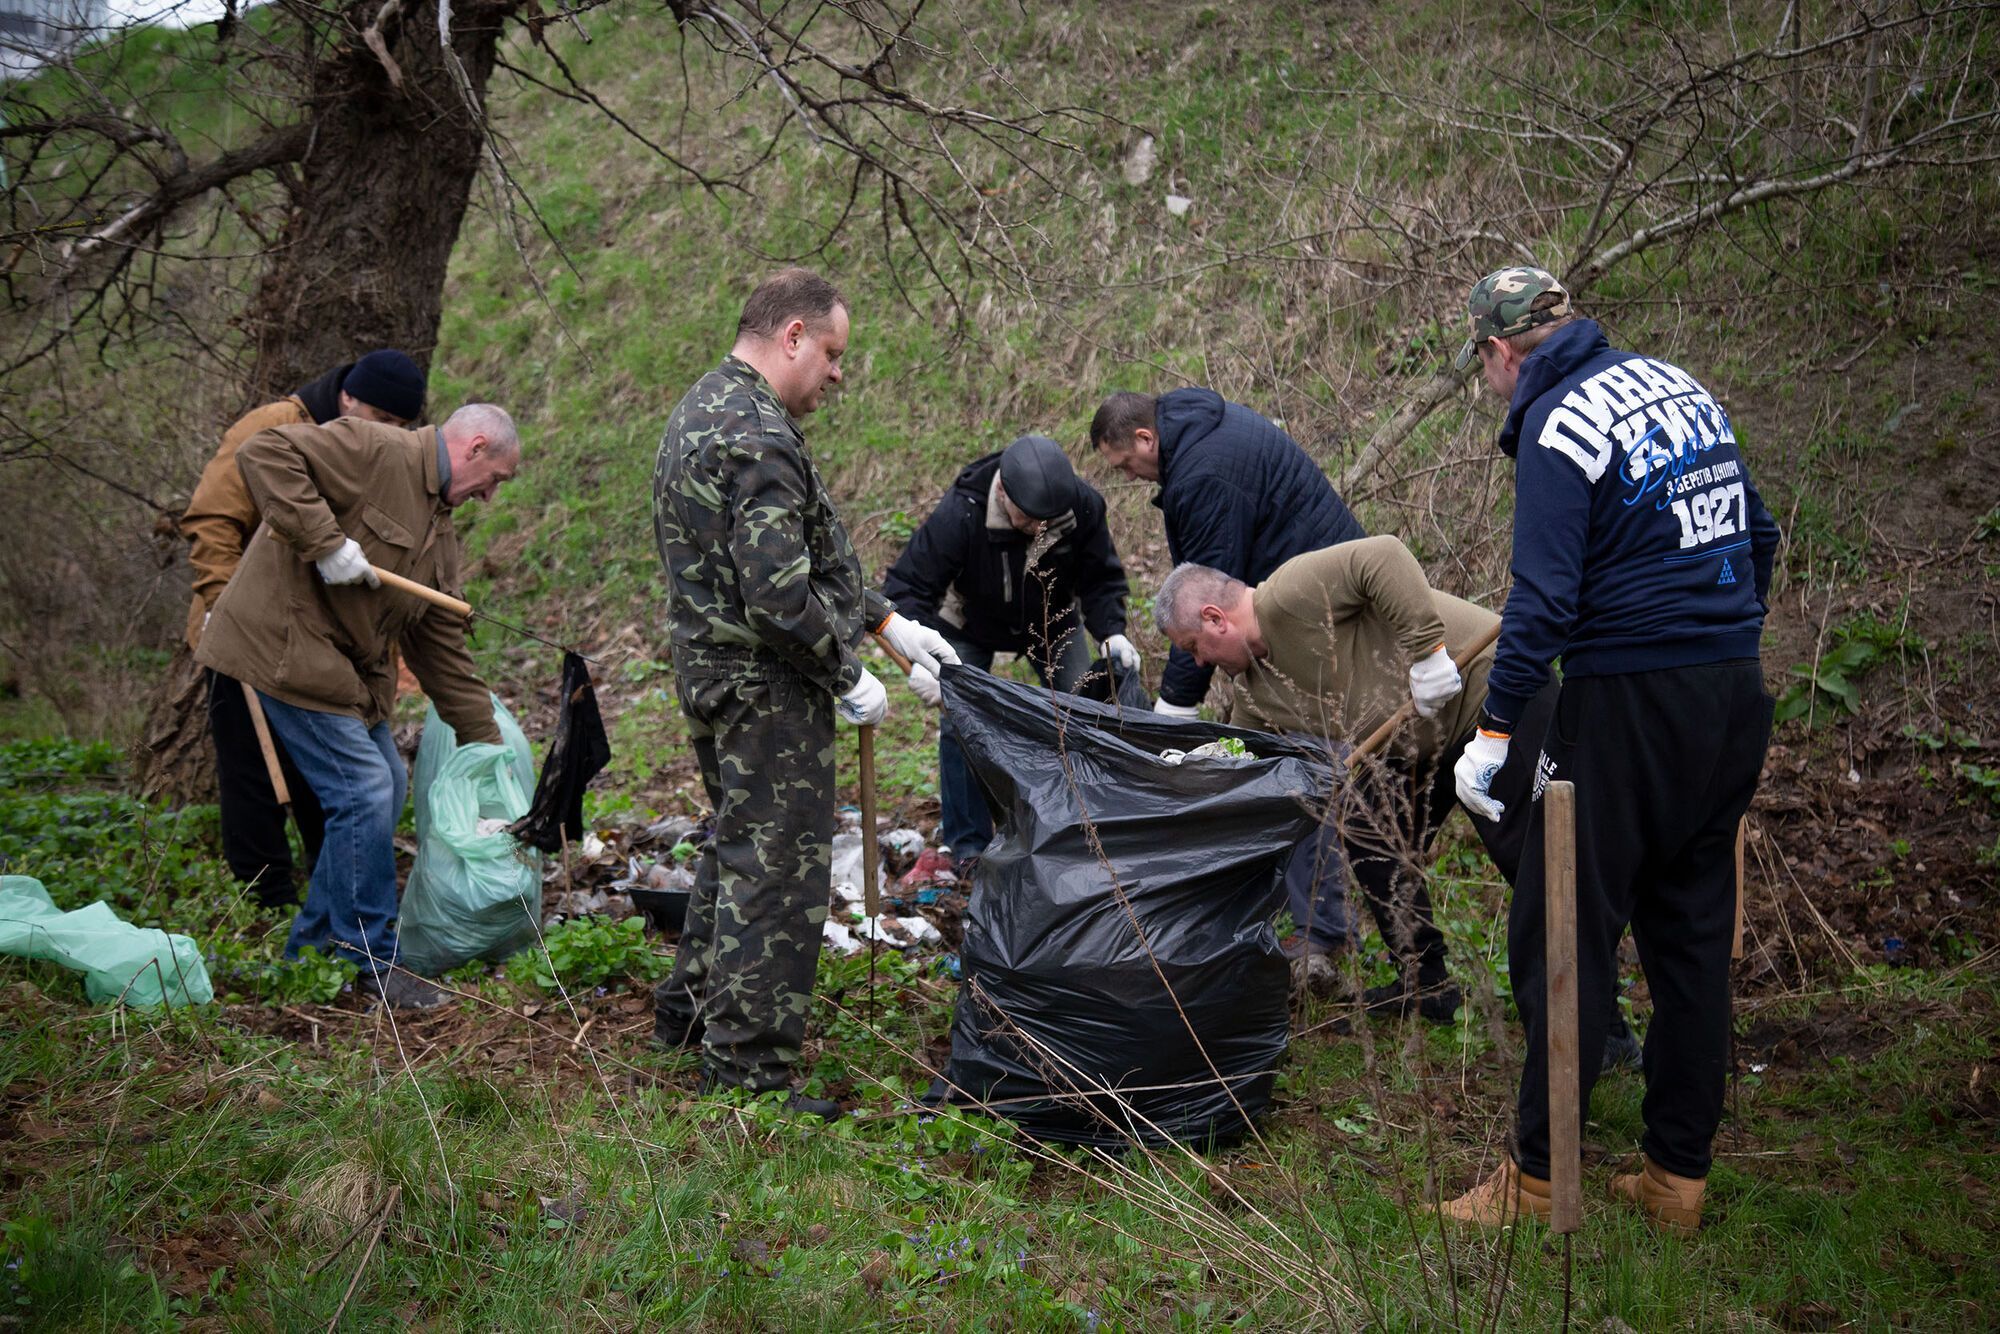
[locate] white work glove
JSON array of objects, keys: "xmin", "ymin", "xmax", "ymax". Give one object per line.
[
  {"xmin": 1102, "ymin": 634, "xmax": 1141, "ymax": 672},
  {"xmin": 1153, "ymin": 698, "xmax": 1201, "ymax": 720},
  {"xmin": 908, "ymin": 663, "xmax": 942, "ymax": 708},
  {"xmin": 878, "ymin": 613, "xmax": 961, "ymax": 676},
  {"xmin": 1407, "ymin": 644, "xmax": 1463, "ymax": 719},
  {"xmin": 315, "ymin": 537, "xmax": 379, "ymax": 588},
  {"xmin": 835, "ymin": 668, "xmax": 888, "ymax": 725},
  {"xmin": 1454, "ymin": 729, "xmax": 1511, "ymax": 822}
]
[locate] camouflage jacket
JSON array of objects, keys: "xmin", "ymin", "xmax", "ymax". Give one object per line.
[{"xmin": 652, "ymin": 355, "xmax": 892, "ymax": 693}]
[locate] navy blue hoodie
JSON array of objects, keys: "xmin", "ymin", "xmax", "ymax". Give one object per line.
[
  {"xmin": 1153, "ymin": 388, "xmax": 1366, "ymax": 706},
  {"xmin": 1484, "ymin": 320, "xmax": 1781, "ymax": 730}
]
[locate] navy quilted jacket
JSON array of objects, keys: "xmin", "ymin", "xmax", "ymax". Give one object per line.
[{"xmin": 1154, "ymin": 388, "xmax": 1366, "ymax": 706}]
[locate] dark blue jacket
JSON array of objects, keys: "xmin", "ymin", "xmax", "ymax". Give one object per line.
[
  {"xmin": 1484, "ymin": 320, "xmax": 1781, "ymax": 729},
  {"xmin": 883, "ymin": 452, "xmax": 1128, "ymax": 656},
  {"xmin": 1153, "ymin": 388, "xmax": 1367, "ymax": 707}
]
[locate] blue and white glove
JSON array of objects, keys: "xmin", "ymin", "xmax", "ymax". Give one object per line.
[
  {"xmin": 1407, "ymin": 644, "xmax": 1463, "ymax": 719},
  {"xmin": 315, "ymin": 537, "xmax": 379, "ymax": 587},
  {"xmin": 877, "ymin": 613, "xmax": 960, "ymax": 676},
  {"xmin": 1453, "ymin": 728, "xmax": 1510, "ymax": 821},
  {"xmin": 1152, "ymin": 698, "xmax": 1201, "ymax": 720},
  {"xmin": 836, "ymin": 668, "xmax": 888, "ymax": 725},
  {"xmin": 1102, "ymin": 634, "xmax": 1141, "ymax": 672}
]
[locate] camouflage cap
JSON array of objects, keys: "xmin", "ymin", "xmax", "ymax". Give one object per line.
[{"xmin": 1453, "ymin": 266, "xmax": 1571, "ymax": 370}]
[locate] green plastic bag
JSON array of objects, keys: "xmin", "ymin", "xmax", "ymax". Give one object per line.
[
  {"xmin": 396, "ymin": 695, "xmax": 543, "ymax": 976},
  {"xmin": 0, "ymin": 875, "xmax": 213, "ymax": 1006}
]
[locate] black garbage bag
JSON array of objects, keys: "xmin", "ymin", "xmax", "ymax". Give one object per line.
[
  {"xmin": 936, "ymin": 664, "xmax": 1332, "ymax": 1148},
  {"xmin": 1072, "ymin": 654, "xmax": 1153, "ymax": 711},
  {"xmin": 506, "ymin": 652, "xmax": 611, "ymax": 854}
]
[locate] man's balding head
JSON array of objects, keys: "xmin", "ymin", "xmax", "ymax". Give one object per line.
[{"xmin": 441, "ymin": 403, "xmax": 521, "ymax": 505}]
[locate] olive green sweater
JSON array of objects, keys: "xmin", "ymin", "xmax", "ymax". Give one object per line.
[{"xmin": 1234, "ymin": 536, "xmax": 1498, "ymax": 763}]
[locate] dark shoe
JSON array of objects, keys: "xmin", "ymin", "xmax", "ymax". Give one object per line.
[
  {"xmin": 951, "ymin": 853, "xmax": 982, "ymax": 882},
  {"xmin": 1362, "ymin": 974, "xmax": 1463, "ymax": 1024},
  {"xmin": 1601, "ymin": 1025, "xmax": 1642, "ymax": 1073},
  {"xmin": 357, "ymin": 968, "xmax": 446, "ymax": 1010},
  {"xmin": 651, "ymin": 1008, "xmax": 705, "ymax": 1053}
]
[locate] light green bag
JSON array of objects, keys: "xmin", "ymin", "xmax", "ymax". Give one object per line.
[
  {"xmin": 396, "ymin": 695, "xmax": 543, "ymax": 976},
  {"xmin": 0, "ymin": 875, "xmax": 213, "ymax": 1006}
]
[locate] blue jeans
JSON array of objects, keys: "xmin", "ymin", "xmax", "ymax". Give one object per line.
[
  {"xmin": 256, "ymin": 694, "xmax": 408, "ymax": 977},
  {"xmin": 1286, "ymin": 814, "xmax": 1356, "ymax": 950},
  {"xmin": 938, "ymin": 625, "xmax": 1092, "ymax": 860}
]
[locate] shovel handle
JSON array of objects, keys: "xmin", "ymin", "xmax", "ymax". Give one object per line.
[
  {"xmin": 241, "ymin": 682, "xmax": 290, "ymax": 807},
  {"xmin": 859, "ymin": 724, "xmax": 881, "ymax": 918},
  {"xmin": 369, "ymin": 565, "xmax": 472, "ymax": 618},
  {"xmin": 1346, "ymin": 618, "xmax": 1504, "ymax": 769},
  {"xmin": 871, "ymin": 628, "xmax": 913, "ymax": 675}
]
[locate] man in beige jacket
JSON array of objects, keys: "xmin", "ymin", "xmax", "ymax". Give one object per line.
[
  {"xmin": 180, "ymin": 351, "xmax": 427, "ymax": 907},
  {"xmin": 1153, "ymin": 536, "xmax": 1549, "ymax": 1023},
  {"xmin": 197, "ymin": 405, "xmax": 518, "ymax": 1007}
]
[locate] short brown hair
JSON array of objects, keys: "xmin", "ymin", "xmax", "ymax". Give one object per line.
[
  {"xmin": 737, "ymin": 268, "xmax": 845, "ymax": 340},
  {"xmin": 1090, "ymin": 391, "xmax": 1156, "ymax": 450}
]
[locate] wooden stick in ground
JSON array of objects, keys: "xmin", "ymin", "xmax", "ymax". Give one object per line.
[
  {"xmin": 1345, "ymin": 618, "xmax": 1504, "ymax": 768},
  {"xmin": 326, "ymin": 1184, "xmax": 398, "ymax": 1329},
  {"xmin": 369, "ymin": 564, "xmax": 473, "ymax": 618},
  {"xmin": 241, "ymin": 682, "xmax": 292, "ymax": 807},
  {"xmin": 859, "ymin": 723, "xmax": 881, "ymax": 1043},
  {"xmin": 1544, "ymin": 779, "xmax": 1582, "ymax": 1234},
  {"xmin": 1732, "ymin": 815, "xmax": 1748, "ymax": 961}
]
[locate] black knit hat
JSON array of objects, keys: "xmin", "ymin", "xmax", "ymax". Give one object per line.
[
  {"xmin": 341, "ymin": 350, "xmax": 426, "ymax": 422},
  {"xmin": 998, "ymin": 434, "xmax": 1078, "ymax": 520}
]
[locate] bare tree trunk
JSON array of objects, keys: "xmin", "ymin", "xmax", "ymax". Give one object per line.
[{"xmin": 133, "ymin": 0, "xmax": 509, "ymax": 804}]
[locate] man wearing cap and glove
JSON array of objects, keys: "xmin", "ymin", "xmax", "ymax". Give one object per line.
[
  {"xmin": 882, "ymin": 434, "xmax": 1135, "ymax": 867},
  {"xmin": 650, "ymin": 268, "xmax": 958, "ymax": 1118},
  {"xmin": 1439, "ymin": 267, "xmax": 1779, "ymax": 1235},
  {"xmin": 196, "ymin": 402, "xmax": 521, "ymax": 1009},
  {"xmin": 1090, "ymin": 387, "xmax": 1369, "ymax": 984},
  {"xmin": 181, "ymin": 350, "xmax": 428, "ymax": 909}
]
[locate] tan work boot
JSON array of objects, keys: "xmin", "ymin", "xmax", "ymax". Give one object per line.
[
  {"xmin": 1439, "ymin": 1158, "xmax": 1553, "ymax": 1227},
  {"xmin": 1609, "ymin": 1156, "xmax": 1705, "ymax": 1236}
]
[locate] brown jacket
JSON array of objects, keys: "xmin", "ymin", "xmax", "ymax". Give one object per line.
[
  {"xmin": 194, "ymin": 418, "xmax": 499, "ymax": 744},
  {"xmin": 180, "ymin": 397, "xmax": 311, "ymax": 649},
  {"xmin": 1234, "ymin": 536, "xmax": 1497, "ymax": 765}
]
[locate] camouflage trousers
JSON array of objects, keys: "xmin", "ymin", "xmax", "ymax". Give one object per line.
[{"xmin": 655, "ymin": 648, "xmax": 835, "ymax": 1091}]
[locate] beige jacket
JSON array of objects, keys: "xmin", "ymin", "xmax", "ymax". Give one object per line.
[
  {"xmin": 194, "ymin": 418, "xmax": 498, "ymax": 743},
  {"xmin": 1234, "ymin": 536, "xmax": 1497, "ymax": 764},
  {"xmin": 180, "ymin": 397, "xmax": 311, "ymax": 649}
]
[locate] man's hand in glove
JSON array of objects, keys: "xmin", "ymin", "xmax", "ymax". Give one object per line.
[
  {"xmin": 1102, "ymin": 634, "xmax": 1141, "ymax": 671},
  {"xmin": 877, "ymin": 613, "xmax": 961, "ymax": 675},
  {"xmin": 836, "ymin": 668, "xmax": 888, "ymax": 725},
  {"xmin": 1152, "ymin": 698, "xmax": 1201, "ymax": 720},
  {"xmin": 315, "ymin": 537, "xmax": 380, "ymax": 587},
  {"xmin": 1407, "ymin": 643, "xmax": 1463, "ymax": 719},
  {"xmin": 907, "ymin": 663, "xmax": 943, "ymax": 708},
  {"xmin": 1453, "ymin": 729, "xmax": 1510, "ymax": 821}
]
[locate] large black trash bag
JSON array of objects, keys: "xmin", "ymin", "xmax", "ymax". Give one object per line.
[
  {"xmin": 1072, "ymin": 654, "xmax": 1153, "ymax": 711},
  {"xmin": 937, "ymin": 664, "xmax": 1332, "ymax": 1148},
  {"xmin": 506, "ymin": 652, "xmax": 611, "ymax": 854}
]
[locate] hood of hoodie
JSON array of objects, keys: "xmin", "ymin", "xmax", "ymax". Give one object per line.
[
  {"xmin": 293, "ymin": 362, "xmax": 357, "ymax": 425},
  {"xmin": 1495, "ymin": 319, "xmax": 1611, "ymax": 458},
  {"xmin": 949, "ymin": 451, "xmax": 1004, "ymax": 502},
  {"xmin": 1153, "ymin": 386, "xmax": 1226, "ymax": 484}
]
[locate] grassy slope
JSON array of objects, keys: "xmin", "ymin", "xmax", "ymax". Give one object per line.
[{"xmin": 5, "ymin": 0, "xmax": 1999, "ymax": 1327}]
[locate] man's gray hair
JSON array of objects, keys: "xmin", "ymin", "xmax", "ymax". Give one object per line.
[
  {"xmin": 443, "ymin": 403, "xmax": 520, "ymax": 457},
  {"xmin": 1154, "ymin": 563, "xmax": 1246, "ymax": 636}
]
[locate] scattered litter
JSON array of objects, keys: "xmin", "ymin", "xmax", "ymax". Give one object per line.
[
  {"xmin": 1165, "ymin": 193, "xmax": 1193, "ymax": 216},
  {"xmin": 578, "ymin": 833, "xmax": 607, "ymax": 858},
  {"xmin": 543, "ymin": 889, "xmax": 636, "ymax": 926},
  {"xmin": 900, "ymin": 847, "xmax": 956, "ymax": 888},
  {"xmin": 0, "ymin": 875, "xmax": 212, "ymax": 1007},
  {"xmin": 1122, "ymin": 133, "xmax": 1157, "ymax": 185},
  {"xmin": 1159, "ymin": 737, "xmax": 1250, "ymax": 766}
]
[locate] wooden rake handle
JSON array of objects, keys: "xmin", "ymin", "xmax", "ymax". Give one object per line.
[
  {"xmin": 1345, "ymin": 618, "xmax": 1504, "ymax": 769},
  {"xmin": 369, "ymin": 565, "xmax": 472, "ymax": 618}
]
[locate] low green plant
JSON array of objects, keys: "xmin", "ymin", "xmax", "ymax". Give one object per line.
[
  {"xmin": 1775, "ymin": 614, "xmax": 1926, "ymax": 725},
  {"xmin": 507, "ymin": 915, "xmax": 669, "ymax": 991},
  {"xmin": 269, "ymin": 947, "xmax": 359, "ymax": 1005}
]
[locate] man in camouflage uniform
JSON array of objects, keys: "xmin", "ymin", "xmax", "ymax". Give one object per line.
[{"xmin": 650, "ymin": 268, "xmax": 959, "ymax": 1115}]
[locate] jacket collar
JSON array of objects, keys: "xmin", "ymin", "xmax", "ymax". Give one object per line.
[
  {"xmin": 433, "ymin": 427, "xmax": 452, "ymax": 505},
  {"xmin": 1497, "ymin": 319, "xmax": 1611, "ymax": 458},
  {"xmin": 719, "ymin": 354, "xmax": 801, "ymax": 441}
]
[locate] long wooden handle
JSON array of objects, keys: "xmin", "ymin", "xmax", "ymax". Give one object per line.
[
  {"xmin": 871, "ymin": 628, "xmax": 913, "ymax": 675},
  {"xmin": 859, "ymin": 725, "xmax": 881, "ymax": 918},
  {"xmin": 241, "ymin": 682, "xmax": 291, "ymax": 807},
  {"xmin": 369, "ymin": 565, "xmax": 472, "ymax": 618},
  {"xmin": 1545, "ymin": 779, "xmax": 1582, "ymax": 1234},
  {"xmin": 1346, "ymin": 618, "xmax": 1504, "ymax": 768}
]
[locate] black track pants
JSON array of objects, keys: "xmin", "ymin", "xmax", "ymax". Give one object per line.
[
  {"xmin": 205, "ymin": 669, "xmax": 325, "ymax": 906},
  {"xmin": 1510, "ymin": 660, "xmax": 1773, "ymax": 1180}
]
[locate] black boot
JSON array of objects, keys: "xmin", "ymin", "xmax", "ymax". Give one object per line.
[
  {"xmin": 1362, "ymin": 959, "xmax": 1462, "ymax": 1024},
  {"xmin": 357, "ymin": 968, "xmax": 446, "ymax": 1010}
]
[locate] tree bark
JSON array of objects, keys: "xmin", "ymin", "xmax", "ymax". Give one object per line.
[{"xmin": 133, "ymin": 0, "xmax": 511, "ymax": 804}]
